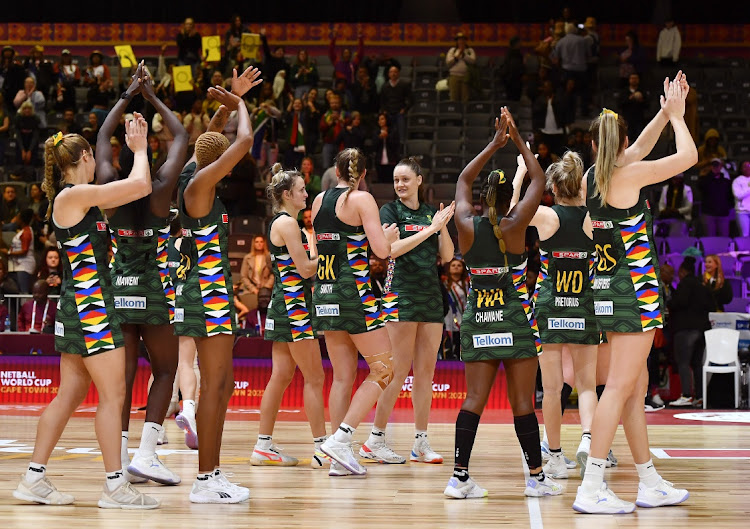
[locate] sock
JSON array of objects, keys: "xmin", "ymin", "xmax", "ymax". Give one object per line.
[
  {"xmin": 550, "ymin": 448, "xmax": 562, "ymax": 454},
  {"xmin": 415, "ymin": 429, "xmax": 427, "ymax": 440},
  {"xmin": 120, "ymin": 431, "xmax": 130, "ymax": 465},
  {"xmin": 256, "ymin": 434, "xmax": 272, "ymax": 450},
  {"xmin": 596, "ymin": 384, "xmax": 605, "ymax": 400},
  {"xmin": 196, "ymin": 471, "xmax": 213, "ymax": 481},
  {"xmin": 26, "ymin": 462, "xmax": 46, "ymax": 483},
  {"xmin": 367, "ymin": 426, "xmax": 385, "ymax": 445},
  {"xmin": 582, "ymin": 431, "xmax": 591, "ymax": 440},
  {"xmin": 531, "ymin": 469, "xmax": 546, "ymax": 481},
  {"xmin": 313, "ymin": 436, "xmax": 327, "ymax": 450},
  {"xmin": 332, "ymin": 424, "xmax": 354, "ymax": 443},
  {"xmin": 454, "ymin": 410, "xmax": 481, "ymax": 476},
  {"xmin": 581, "ymin": 456, "xmax": 607, "ymax": 494},
  {"xmin": 636, "ymin": 459, "xmax": 661, "ymax": 488},
  {"xmin": 136, "ymin": 422, "xmax": 161, "ymax": 458},
  {"xmin": 560, "ymin": 383, "xmax": 573, "ymax": 414},
  {"xmin": 183, "ymin": 399, "xmax": 196, "ymax": 416},
  {"xmin": 514, "ymin": 413, "xmax": 542, "ymax": 470},
  {"xmin": 105, "ymin": 470, "xmax": 126, "ymax": 491}
]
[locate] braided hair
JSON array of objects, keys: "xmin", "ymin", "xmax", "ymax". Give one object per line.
[
  {"xmin": 335, "ymin": 148, "xmax": 366, "ymax": 201},
  {"xmin": 43, "ymin": 133, "xmax": 92, "ymax": 220},
  {"xmin": 480, "ymin": 169, "xmax": 513, "ymax": 266}
]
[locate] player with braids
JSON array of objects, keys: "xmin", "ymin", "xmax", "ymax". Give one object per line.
[
  {"xmin": 249, "ymin": 163, "xmax": 329, "ymax": 468},
  {"xmin": 360, "ymin": 157, "xmax": 455, "ymax": 465},
  {"xmin": 174, "ymin": 67, "xmax": 263, "ymax": 503},
  {"xmin": 14, "ymin": 117, "xmax": 158, "ymax": 509},
  {"xmin": 444, "ymin": 108, "xmax": 562, "ymax": 499},
  {"xmin": 573, "ymin": 72, "xmax": 695, "ymax": 514},
  {"xmin": 311, "ymin": 147, "xmax": 400, "ymax": 476}
]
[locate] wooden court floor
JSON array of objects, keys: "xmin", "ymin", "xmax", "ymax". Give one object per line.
[{"xmin": 0, "ymin": 409, "xmax": 749, "ymax": 529}]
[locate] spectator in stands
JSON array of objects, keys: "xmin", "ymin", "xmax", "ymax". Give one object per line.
[
  {"xmin": 290, "ymin": 49, "xmax": 318, "ymax": 99},
  {"xmin": 25, "ymin": 45, "xmax": 54, "ymax": 102},
  {"xmin": 696, "ymin": 128, "xmax": 728, "ymax": 176},
  {"xmin": 379, "ymin": 65, "xmax": 410, "ymax": 151},
  {"xmin": 445, "ymin": 32, "xmax": 476, "ymax": 103},
  {"xmin": 703, "ymin": 255, "xmax": 733, "ymax": 311},
  {"xmin": 532, "ymin": 80, "xmax": 566, "ymax": 156},
  {"xmin": 319, "ymin": 93, "xmax": 349, "ymax": 169},
  {"xmin": 374, "ymin": 112, "xmax": 399, "ymax": 183},
  {"xmin": 536, "ymin": 141, "xmax": 560, "ymax": 173},
  {"xmin": 550, "ymin": 22, "xmax": 590, "ymax": 115},
  {"xmin": 329, "ymin": 25, "xmax": 364, "ymax": 87},
  {"xmin": 733, "ymin": 161, "xmax": 750, "ymax": 237},
  {"xmin": 37, "ymin": 247, "xmax": 61, "ymax": 295},
  {"xmin": 1, "ymin": 185, "xmax": 26, "ymax": 228},
  {"xmin": 444, "ymin": 257, "xmax": 469, "ymax": 360},
  {"xmin": 13, "ymin": 77, "xmax": 47, "ymax": 128},
  {"xmin": 183, "ymin": 98, "xmax": 210, "ymax": 152},
  {"xmin": 1, "ymin": 208, "xmax": 35, "ymax": 293},
  {"xmin": 301, "ymin": 208, "xmax": 314, "ymax": 243},
  {"xmin": 1, "ymin": 46, "xmax": 26, "ymax": 117},
  {"xmin": 618, "ymin": 30, "xmax": 646, "ymax": 86},
  {"xmin": 699, "ymin": 158, "xmax": 733, "ymax": 236},
  {"xmin": 245, "ymin": 287, "xmax": 271, "ymax": 336},
  {"xmin": 259, "ymin": 27, "xmax": 290, "ymax": 84},
  {"xmin": 14, "ymin": 101, "xmax": 41, "ymax": 168},
  {"xmin": 0, "ymin": 93, "xmax": 9, "ymax": 166},
  {"xmin": 59, "ymin": 108, "xmax": 81, "ymax": 135},
  {"xmin": 499, "ymin": 36, "xmax": 524, "ymax": 101},
  {"xmin": 668, "ymin": 256, "xmax": 714, "ymax": 407},
  {"xmin": 618, "ymin": 73, "xmax": 648, "ymax": 142},
  {"xmin": 86, "ymin": 77, "xmax": 115, "ymax": 127},
  {"xmin": 300, "ymin": 156, "xmax": 321, "ymax": 204},
  {"xmin": 200, "ymin": 71, "xmax": 225, "ymax": 117},
  {"xmin": 241, "ymin": 235, "xmax": 274, "ymax": 301},
  {"xmin": 534, "ymin": 22, "xmax": 564, "ymax": 75},
  {"xmin": 176, "ymin": 17, "xmax": 201, "ymax": 69},
  {"xmin": 658, "ymin": 173, "xmax": 693, "ymax": 235},
  {"xmin": 369, "ymin": 255, "xmax": 386, "ymax": 300},
  {"xmin": 283, "ymin": 97, "xmax": 307, "ymax": 169},
  {"xmin": 0, "ymin": 258, "xmax": 19, "ymax": 297},
  {"xmin": 363, "ymin": 53, "xmax": 400, "ymax": 92},
  {"xmin": 685, "ymin": 85, "xmax": 699, "ymax": 144},
  {"xmin": 223, "ymin": 14, "xmax": 248, "ymax": 70},
  {"xmin": 233, "ymin": 282, "xmax": 251, "ymax": 329},
  {"xmin": 335, "ymin": 110, "xmax": 365, "ymax": 151},
  {"xmin": 320, "ymin": 163, "xmax": 338, "ymax": 191},
  {"xmin": 147, "ymin": 134, "xmax": 167, "ymax": 173},
  {"xmin": 17, "ymin": 279, "xmax": 56, "ymax": 333},
  {"xmin": 303, "ymin": 88, "xmax": 321, "ymax": 155},
  {"xmin": 351, "ymin": 65, "xmax": 378, "ymax": 117},
  {"xmin": 28, "ymin": 182, "xmax": 48, "ymax": 226},
  {"xmin": 53, "ymin": 49, "xmax": 80, "ymax": 112},
  {"xmin": 656, "ymin": 20, "xmax": 681, "ymax": 66},
  {"xmin": 251, "ymin": 83, "xmax": 282, "ymax": 167},
  {"xmin": 583, "ymin": 18, "xmax": 600, "ymax": 99},
  {"xmin": 83, "ymin": 50, "xmax": 110, "ymax": 87}
]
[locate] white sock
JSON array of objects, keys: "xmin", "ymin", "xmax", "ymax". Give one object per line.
[
  {"xmin": 580, "ymin": 456, "xmax": 607, "ymax": 494},
  {"xmin": 367, "ymin": 426, "xmax": 385, "ymax": 445},
  {"xmin": 105, "ymin": 470, "xmax": 126, "ymax": 491},
  {"xmin": 415, "ymin": 429, "xmax": 427, "ymax": 439},
  {"xmin": 636, "ymin": 459, "xmax": 661, "ymax": 488},
  {"xmin": 332, "ymin": 423, "xmax": 354, "ymax": 443},
  {"xmin": 256, "ymin": 434, "xmax": 272, "ymax": 450},
  {"xmin": 183, "ymin": 400, "xmax": 196, "ymax": 416},
  {"xmin": 134, "ymin": 422, "xmax": 161, "ymax": 459},
  {"xmin": 313, "ymin": 436, "xmax": 327, "ymax": 450},
  {"xmin": 26, "ymin": 462, "xmax": 46, "ymax": 483},
  {"xmin": 121, "ymin": 432, "xmax": 130, "ymax": 465}
]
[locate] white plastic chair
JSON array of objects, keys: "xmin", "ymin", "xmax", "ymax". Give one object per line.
[{"xmin": 702, "ymin": 328, "xmax": 741, "ymax": 409}]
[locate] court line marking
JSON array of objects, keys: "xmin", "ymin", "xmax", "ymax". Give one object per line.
[
  {"xmin": 521, "ymin": 448, "xmax": 544, "ymax": 529},
  {"xmin": 651, "ymin": 447, "xmax": 750, "ymax": 459}
]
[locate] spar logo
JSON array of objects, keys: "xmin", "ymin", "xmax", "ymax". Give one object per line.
[
  {"xmin": 548, "ymin": 318, "xmax": 586, "ymax": 330},
  {"xmin": 316, "ymin": 233, "xmax": 340, "ymax": 241},
  {"xmin": 222, "ymin": 214, "xmax": 229, "ymax": 224},
  {"xmin": 117, "ymin": 228, "xmax": 153, "ymax": 237},
  {"xmin": 114, "ymin": 296, "xmax": 147, "ymax": 309},
  {"xmin": 96, "ymin": 221, "xmax": 107, "ymax": 232},
  {"xmin": 594, "ymin": 301, "xmax": 614, "ymax": 316},
  {"xmin": 472, "ymin": 333, "xmax": 514, "ymax": 348},
  {"xmin": 552, "ymin": 251, "xmax": 588, "ymax": 259},
  {"xmin": 470, "ymin": 267, "xmax": 508, "ymax": 275},
  {"xmin": 404, "ymin": 224, "xmax": 426, "ymax": 232},
  {"xmin": 591, "ymin": 220, "xmax": 613, "ymax": 229},
  {"xmin": 315, "ymin": 304, "xmax": 340, "ymax": 316}
]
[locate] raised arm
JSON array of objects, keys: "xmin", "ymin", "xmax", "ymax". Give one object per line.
[
  {"xmin": 508, "ymin": 151, "xmax": 556, "ymax": 237},
  {"xmin": 505, "ymin": 108, "xmax": 545, "ymax": 229}
]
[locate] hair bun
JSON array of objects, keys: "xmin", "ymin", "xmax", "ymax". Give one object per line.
[{"xmin": 271, "ymin": 162, "xmax": 283, "ymax": 176}]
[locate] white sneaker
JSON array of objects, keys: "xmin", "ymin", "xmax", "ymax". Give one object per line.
[
  {"xmin": 543, "ymin": 453, "xmax": 569, "ymax": 479},
  {"xmin": 525, "ymin": 475, "xmax": 563, "ymax": 496},
  {"xmin": 157, "ymin": 428, "xmax": 168, "ymax": 445},
  {"xmin": 563, "ymin": 452, "xmax": 577, "ymax": 469},
  {"xmin": 311, "ymin": 449, "xmax": 331, "ymax": 469},
  {"xmin": 213, "ymin": 469, "xmax": 250, "ymax": 497},
  {"xmin": 189, "ymin": 473, "xmax": 249, "ymax": 504},
  {"xmin": 410, "ymin": 436, "xmax": 443, "ymax": 464},
  {"xmin": 329, "ymin": 460, "xmax": 354, "ymax": 477},
  {"xmin": 576, "ymin": 436, "xmax": 591, "ymax": 479},
  {"xmin": 669, "ymin": 395, "xmax": 693, "ymax": 407},
  {"xmin": 573, "ymin": 483, "xmax": 635, "ymax": 514},
  {"xmin": 444, "ymin": 476, "xmax": 488, "ymax": 499},
  {"xmin": 636, "ymin": 479, "xmax": 689, "ymax": 508},
  {"xmin": 321, "ymin": 437, "xmax": 366, "ymax": 475},
  {"xmin": 359, "ymin": 439, "xmax": 406, "ymax": 464},
  {"xmin": 13, "ymin": 476, "xmax": 74, "ymax": 505},
  {"xmin": 606, "ymin": 449, "xmax": 618, "ymax": 468},
  {"xmin": 128, "ymin": 454, "xmax": 181, "ymax": 485},
  {"xmin": 122, "ymin": 461, "xmax": 147, "ymax": 484},
  {"xmin": 540, "ymin": 440, "xmax": 551, "ymax": 461},
  {"xmin": 651, "ymin": 394, "xmax": 665, "ymax": 406},
  {"xmin": 250, "ymin": 445, "xmax": 299, "ymax": 466},
  {"xmin": 175, "ymin": 412, "xmax": 198, "ymax": 450},
  {"xmin": 98, "ymin": 482, "xmax": 160, "ymax": 509}
]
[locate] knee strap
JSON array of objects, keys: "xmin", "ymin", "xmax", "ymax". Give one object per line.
[{"xmin": 364, "ymin": 351, "xmax": 394, "ymax": 390}]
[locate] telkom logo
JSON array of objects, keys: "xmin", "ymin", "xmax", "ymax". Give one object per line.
[{"xmin": 472, "ymin": 333, "xmax": 514, "ymax": 348}]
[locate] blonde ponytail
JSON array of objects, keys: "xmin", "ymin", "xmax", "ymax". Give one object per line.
[
  {"xmin": 42, "ymin": 138, "xmax": 57, "ymax": 220},
  {"xmin": 334, "ymin": 148, "xmax": 366, "ymax": 202},
  {"xmin": 591, "ymin": 109, "xmax": 627, "ymax": 207},
  {"xmin": 546, "ymin": 150, "xmax": 583, "ymax": 201},
  {"xmin": 42, "ymin": 132, "xmax": 92, "ymax": 220}
]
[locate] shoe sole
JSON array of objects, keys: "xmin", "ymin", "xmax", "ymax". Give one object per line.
[
  {"xmin": 188, "ymin": 493, "xmax": 249, "ymax": 504},
  {"xmin": 358, "ymin": 447, "xmax": 405, "ymax": 464},
  {"xmin": 249, "ymin": 457, "xmax": 298, "ymax": 467},
  {"xmin": 444, "ymin": 486, "xmax": 488, "ymax": 499},
  {"xmin": 572, "ymin": 501, "xmax": 634, "ymax": 514},
  {"xmin": 13, "ymin": 489, "xmax": 73, "ymax": 505},
  {"xmin": 127, "ymin": 464, "xmax": 181, "ymax": 486},
  {"xmin": 410, "ymin": 456, "xmax": 444, "ymax": 464},
  {"xmin": 576, "ymin": 450, "xmax": 588, "ymax": 480},
  {"xmin": 321, "ymin": 445, "xmax": 366, "ymax": 475},
  {"xmin": 123, "ymin": 469, "xmax": 148, "ymax": 484},
  {"xmin": 98, "ymin": 499, "xmax": 160, "ymax": 509},
  {"xmin": 635, "ymin": 491, "xmax": 689, "ymax": 508},
  {"xmin": 175, "ymin": 414, "xmax": 198, "ymax": 450},
  {"xmin": 525, "ymin": 487, "xmax": 563, "ymax": 497}
]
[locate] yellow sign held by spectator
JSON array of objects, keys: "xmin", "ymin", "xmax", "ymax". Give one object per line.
[
  {"xmin": 241, "ymin": 33, "xmax": 261, "ymax": 60},
  {"xmin": 202, "ymin": 35, "xmax": 221, "ymax": 63},
  {"xmin": 114, "ymin": 45, "xmax": 137, "ymax": 68},
  {"xmin": 173, "ymin": 65, "xmax": 194, "ymax": 93}
]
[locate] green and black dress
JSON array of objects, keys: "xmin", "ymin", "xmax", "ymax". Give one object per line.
[
  {"xmin": 312, "ymin": 187, "xmax": 383, "ymax": 334},
  {"xmin": 459, "ymin": 216, "xmax": 541, "ymax": 362},
  {"xmin": 174, "ymin": 162, "xmax": 236, "ymax": 337},
  {"xmin": 535, "ymin": 205, "xmax": 598, "ymax": 344},
  {"xmin": 379, "ymin": 200, "xmax": 443, "ymax": 323},
  {"xmin": 53, "ymin": 186, "xmax": 124, "ymax": 356},
  {"xmin": 264, "ymin": 212, "xmax": 315, "ymax": 342},
  {"xmin": 585, "ymin": 168, "xmax": 663, "ymax": 333}
]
